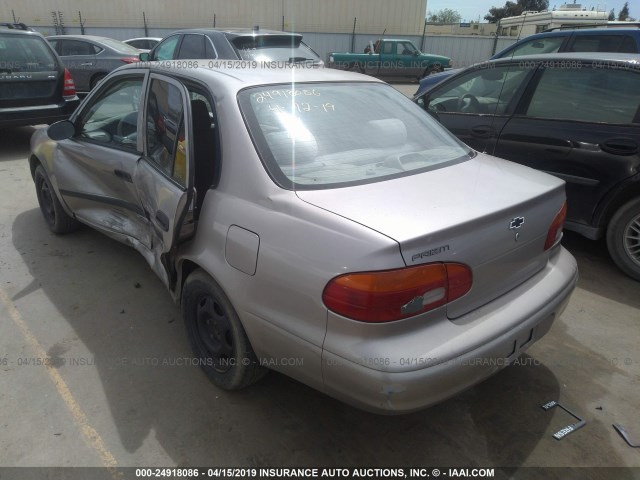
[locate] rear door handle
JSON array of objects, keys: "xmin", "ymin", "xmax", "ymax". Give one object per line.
[
  {"xmin": 113, "ymin": 169, "xmax": 132, "ymax": 183},
  {"xmin": 470, "ymin": 125, "xmax": 496, "ymax": 138},
  {"xmin": 155, "ymin": 211, "xmax": 170, "ymax": 232},
  {"xmin": 80, "ymin": 62, "xmax": 94, "ymax": 66},
  {"xmin": 601, "ymin": 139, "xmax": 639, "ymax": 156}
]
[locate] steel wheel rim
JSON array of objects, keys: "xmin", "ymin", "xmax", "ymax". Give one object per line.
[
  {"xmin": 623, "ymin": 213, "xmax": 640, "ymax": 267},
  {"xmin": 195, "ymin": 294, "xmax": 234, "ymax": 372},
  {"xmin": 38, "ymin": 178, "xmax": 55, "ymax": 225}
]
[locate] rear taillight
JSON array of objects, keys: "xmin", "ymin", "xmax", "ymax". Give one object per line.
[
  {"xmin": 62, "ymin": 68, "xmax": 76, "ymax": 98},
  {"xmin": 322, "ymin": 263, "xmax": 472, "ymax": 323},
  {"xmin": 120, "ymin": 57, "xmax": 139, "ymax": 64},
  {"xmin": 544, "ymin": 203, "xmax": 567, "ymax": 251}
]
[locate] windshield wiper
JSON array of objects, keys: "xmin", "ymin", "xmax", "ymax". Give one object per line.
[{"xmin": 289, "ymin": 57, "xmax": 315, "ymax": 63}]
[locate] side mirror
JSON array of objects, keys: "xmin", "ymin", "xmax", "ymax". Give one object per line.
[
  {"xmin": 139, "ymin": 52, "xmax": 150, "ymax": 61},
  {"xmin": 414, "ymin": 50, "xmax": 420, "ymax": 56},
  {"xmin": 47, "ymin": 120, "xmax": 76, "ymax": 141}
]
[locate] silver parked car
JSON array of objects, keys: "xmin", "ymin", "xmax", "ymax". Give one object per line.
[
  {"xmin": 123, "ymin": 37, "xmax": 162, "ymax": 52},
  {"xmin": 46, "ymin": 35, "xmax": 141, "ymax": 92},
  {"xmin": 29, "ymin": 62, "xmax": 578, "ymax": 413}
]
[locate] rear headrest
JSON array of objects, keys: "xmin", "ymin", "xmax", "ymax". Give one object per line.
[
  {"xmin": 367, "ymin": 119, "xmax": 407, "ymax": 148},
  {"xmin": 265, "ymin": 131, "xmax": 318, "ymax": 166}
]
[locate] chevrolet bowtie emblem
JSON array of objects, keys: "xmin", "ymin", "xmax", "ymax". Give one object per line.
[{"xmin": 509, "ymin": 217, "xmax": 525, "ymax": 229}]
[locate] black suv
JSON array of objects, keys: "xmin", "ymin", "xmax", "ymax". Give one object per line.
[
  {"xmin": 140, "ymin": 28, "xmax": 322, "ymax": 65},
  {"xmin": 0, "ymin": 25, "xmax": 79, "ymax": 128},
  {"xmin": 415, "ymin": 53, "xmax": 640, "ymax": 280}
]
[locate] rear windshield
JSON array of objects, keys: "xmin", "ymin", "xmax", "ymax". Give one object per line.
[
  {"xmin": 239, "ymin": 82, "xmax": 472, "ymax": 190},
  {"xmin": 0, "ymin": 34, "xmax": 57, "ymax": 73},
  {"xmin": 99, "ymin": 38, "xmax": 142, "ymax": 54},
  {"xmin": 230, "ymin": 35, "xmax": 320, "ymax": 62}
]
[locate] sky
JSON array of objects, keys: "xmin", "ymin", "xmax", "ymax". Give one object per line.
[{"xmin": 425, "ymin": 0, "xmax": 635, "ymax": 23}]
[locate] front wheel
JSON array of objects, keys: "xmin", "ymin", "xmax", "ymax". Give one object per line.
[
  {"xmin": 420, "ymin": 63, "xmax": 443, "ymax": 79},
  {"xmin": 606, "ymin": 198, "xmax": 640, "ymax": 281},
  {"xmin": 34, "ymin": 165, "xmax": 80, "ymax": 234},
  {"xmin": 182, "ymin": 269, "xmax": 267, "ymax": 389}
]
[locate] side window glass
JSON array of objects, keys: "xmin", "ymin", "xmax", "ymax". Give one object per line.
[
  {"xmin": 153, "ymin": 36, "xmax": 180, "ymax": 61},
  {"xmin": 397, "ymin": 42, "xmax": 416, "ymax": 55},
  {"xmin": 177, "ymin": 35, "xmax": 205, "ymax": 59},
  {"xmin": 146, "ymin": 79, "xmax": 186, "ymax": 185},
  {"xmin": 92, "ymin": 45, "xmax": 103, "ymax": 54},
  {"xmin": 63, "ymin": 40, "xmax": 93, "ymax": 56},
  {"xmin": 382, "ymin": 42, "xmax": 394, "ymax": 54},
  {"xmin": 78, "ymin": 76, "xmax": 143, "ymax": 150},
  {"xmin": 570, "ymin": 35, "xmax": 636, "ymax": 53},
  {"xmin": 502, "ymin": 36, "xmax": 563, "ymax": 57},
  {"xmin": 426, "ymin": 66, "xmax": 529, "ymax": 115},
  {"xmin": 526, "ymin": 67, "xmax": 640, "ymax": 124}
]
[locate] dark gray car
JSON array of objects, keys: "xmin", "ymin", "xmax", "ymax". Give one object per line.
[{"xmin": 46, "ymin": 35, "xmax": 141, "ymax": 92}]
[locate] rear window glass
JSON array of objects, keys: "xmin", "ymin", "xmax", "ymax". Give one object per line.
[
  {"xmin": 231, "ymin": 35, "xmax": 320, "ymax": 62},
  {"xmin": 0, "ymin": 34, "xmax": 56, "ymax": 73},
  {"xmin": 99, "ymin": 38, "xmax": 142, "ymax": 54},
  {"xmin": 239, "ymin": 82, "xmax": 472, "ymax": 190}
]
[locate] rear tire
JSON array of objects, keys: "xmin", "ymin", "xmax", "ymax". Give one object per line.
[
  {"xmin": 182, "ymin": 269, "xmax": 267, "ymax": 389},
  {"xmin": 90, "ymin": 73, "xmax": 107, "ymax": 90},
  {"xmin": 34, "ymin": 165, "xmax": 80, "ymax": 234},
  {"xmin": 606, "ymin": 197, "xmax": 640, "ymax": 281}
]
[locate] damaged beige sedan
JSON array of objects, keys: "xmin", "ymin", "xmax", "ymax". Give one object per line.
[{"xmin": 29, "ymin": 62, "xmax": 577, "ymax": 413}]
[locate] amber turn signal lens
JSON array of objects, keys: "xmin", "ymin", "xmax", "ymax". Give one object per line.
[{"xmin": 323, "ymin": 263, "xmax": 472, "ymax": 323}]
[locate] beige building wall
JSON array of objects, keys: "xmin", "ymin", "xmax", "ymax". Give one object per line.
[{"xmin": 3, "ymin": 0, "xmax": 427, "ymax": 34}]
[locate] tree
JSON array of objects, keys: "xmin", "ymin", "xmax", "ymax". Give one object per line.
[
  {"xmin": 484, "ymin": 0, "xmax": 549, "ymax": 23},
  {"xmin": 427, "ymin": 8, "xmax": 462, "ymax": 24},
  {"xmin": 618, "ymin": 2, "xmax": 630, "ymax": 21},
  {"xmin": 608, "ymin": 9, "xmax": 615, "ymax": 21}
]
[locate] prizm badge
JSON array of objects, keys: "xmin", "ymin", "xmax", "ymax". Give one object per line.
[
  {"xmin": 509, "ymin": 216, "xmax": 525, "ymax": 230},
  {"xmin": 411, "ymin": 245, "xmax": 450, "ymax": 262}
]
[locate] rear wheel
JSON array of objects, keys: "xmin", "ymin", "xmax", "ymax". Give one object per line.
[
  {"xmin": 606, "ymin": 198, "xmax": 640, "ymax": 281},
  {"xmin": 34, "ymin": 165, "xmax": 79, "ymax": 234},
  {"xmin": 182, "ymin": 269, "xmax": 267, "ymax": 389},
  {"xmin": 90, "ymin": 73, "xmax": 106, "ymax": 90}
]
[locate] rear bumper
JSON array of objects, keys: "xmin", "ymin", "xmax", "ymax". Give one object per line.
[
  {"xmin": 0, "ymin": 97, "xmax": 79, "ymax": 128},
  {"xmin": 321, "ymin": 246, "xmax": 578, "ymax": 414}
]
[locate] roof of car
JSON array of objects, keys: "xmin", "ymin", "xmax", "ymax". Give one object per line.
[
  {"xmin": 484, "ymin": 51, "xmax": 640, "ymax": 65},
  {"xmin": 119, "ymin": 61, "xmax": 382, "ymax": 95},
  {"xmin": 0, "ymin": 28, "xmax": 42, "ymax": 36},
  {"xmin": 46, "ymin": 34, "xmax": 125, "ymax": 43},
  {"xmin": 125, "ymin": 37, "xmax": 162, "ymax": 41},
  {"xmin": 164, "ymin": 28, "xmax": 302, "ymax": 38}
]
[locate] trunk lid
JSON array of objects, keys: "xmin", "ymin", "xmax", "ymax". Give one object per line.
[{"xmin": 296, "ymin": 153, "xmax": 566, "ymax": 319}]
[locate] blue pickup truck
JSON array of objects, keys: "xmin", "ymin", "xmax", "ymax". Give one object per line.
[{"xmin": 329, "ymin": 38, "xmax": 451, "ymax": 80}]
